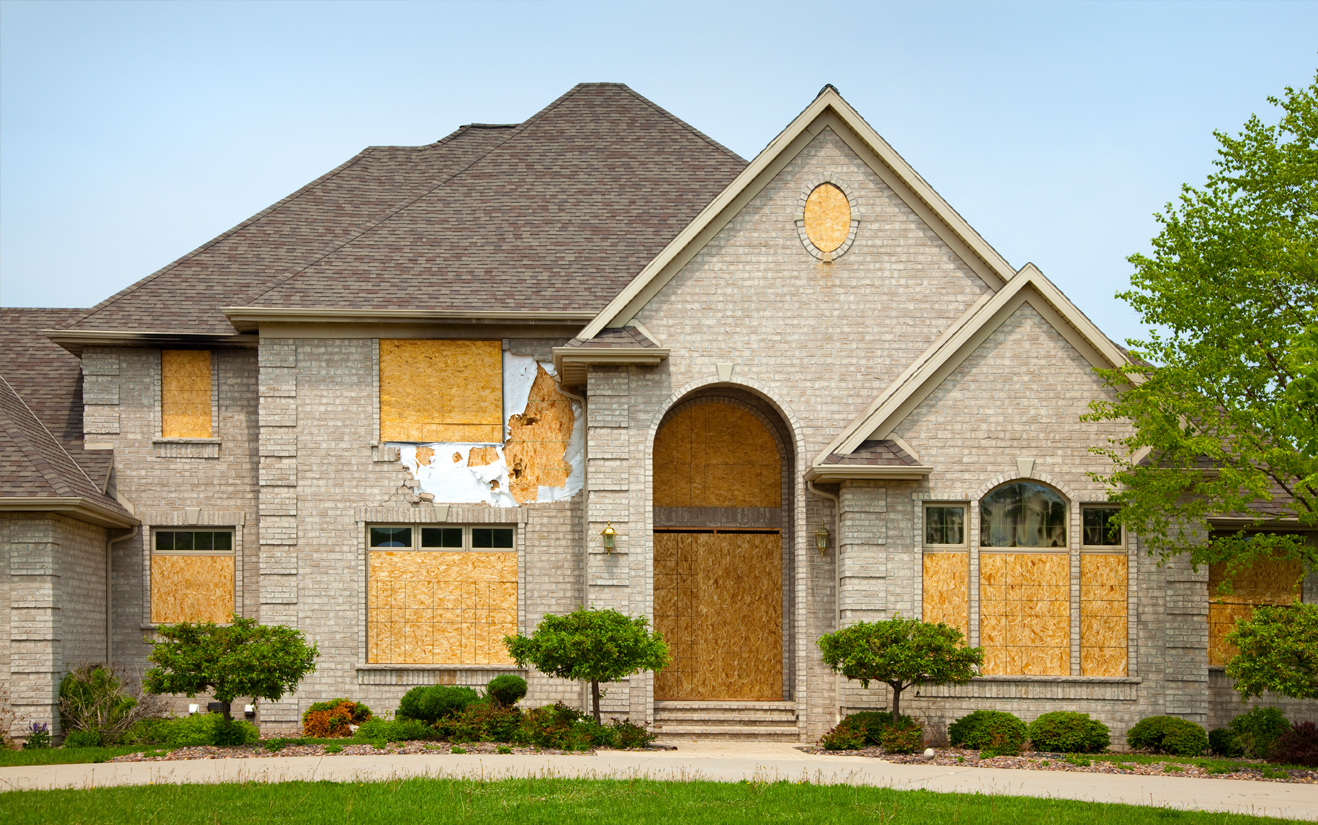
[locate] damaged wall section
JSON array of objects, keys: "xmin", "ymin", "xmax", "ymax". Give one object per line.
[{"xmin": 392, "ymin": 351, "xmax": 583, "ymax": 506}]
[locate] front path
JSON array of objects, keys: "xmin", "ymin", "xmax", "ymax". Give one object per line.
[{"xmin": 1, "ymin": 741, "xmax": 1313, "ymax": 820}]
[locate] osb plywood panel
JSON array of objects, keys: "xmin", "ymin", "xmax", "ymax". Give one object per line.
[
  {"xmin": 467, "ymin": 446, "xmax": 499, "ymax": 467},
  {"xmin": 150, "ymin": 554, "xmax": 233, "ymax": 623},
  {"xmin": 654, "ymin": 532, "xmax": 782, "ymax": 700},
  {"xmin": 804, "ymin": 183, "xmax": 850, "ymax": 252},
  {"xmin": 979, "ymin": 553, "xmax": 1069, "ymax": 676},
  {"xmin": 416, "ymin": 447, "xmax": 435, "ymax": 466},
  {"xmin": 1207, "ymin": 555, "xmax": 1302, "ymax": 666},
  {"xmin": 161, "ymin": 350, "xmax": 212, "ymax": 438},
  {"xmin": 1080, "ymin": 554, "xmax": 1127, "ymax": 676},
  {"xmin": 654, "ymin": 403, "xmax": 781, "ymax": 509},
  {"xmin": 379, "ymin": 340, "xmax": 502, "ymax": 443},
  {"xmin": 504, "ymin": 364, "xmax": 575, "ymax": 503},
  {"xmin": 368, "ymin": 551, "xmax": 516, "ymax": 665},
  {"xmin": 922, "ymin": 553, "xmax": 970, "ymax": 639}
]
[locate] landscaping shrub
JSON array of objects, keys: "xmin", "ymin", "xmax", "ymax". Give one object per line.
[
  {"xmin": 1208, "ymin": 728, "xmax": 1244, "ymax": 758},
  {"xmin": 1027, "ymin": 712, "xmax": 1110, "ymax": 754},
  {"xmin": 159, "ymin": 713, "xmax": 259, "ymax": 748},
  {"xmin": 302, "ymin": 699, "xmax": 373, "ymax": 738},
  {"xmin": 449, "ymin": 701, "xmax": 523, "ymax": 744},
  {"xmin": 818, "ymin": 711, "xmax": 921, "ymax": 751},
  {"xmin": 879, "ymin": 720, "xmax": 924, "ymax": 754},
  {"xmin": 58, "ymin": 664, "xmax": 163, "ymax": 746},
  {"xmin": 1228, "ymin": 706, "xmax": 1290, "ymax": 759},
  {"xmin": 608, "ymin": 719, "xmax": 656, "ymax": 749},
  {"xmin": 354, "ymin": 718, "xmax": 438, "ymax": 743},
  {"xmin": 1269, "ymin": 720, "xmax": 1318, "ymax": 767},
  {"xmin": 122, "ymin": 717, "xmax": 173, "ymax": 746},
  {"xmin": 62, "ymin": 729, "xmax": 103, "ymax": 748},
  {"xmin": 485, "ymin": 675, "xmax": 528, "ymax": 708},
  {"xmin": 1126, "ymin": 716, "xmax": 1207, "ymax": 756},
  {"xmin": 513, "ymin": 703, "xmax": 593, "ymax": 751},
  {"xmin": 948, "ymin": 710, "xmax": 1027, "ymax": 755},
  {"xmin": 23, "ymin": 723, "xmax": 52, "ymax": 749},
  {"xmin": 820, "ymin": 724, "xmax": 866, "ymax": 751},
  {"xmin": 396, "ymin": 685, "xmax": 480, "ymax": 725}
]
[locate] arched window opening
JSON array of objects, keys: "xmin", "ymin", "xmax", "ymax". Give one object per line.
[{"xmin": 980, "ymin": 481, "xmax": 1067, "ymax": 548}]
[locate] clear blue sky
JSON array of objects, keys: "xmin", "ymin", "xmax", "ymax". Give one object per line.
[{"xmin": 2, "ymin": 0, "xmax": 1314, "ymax": 347}]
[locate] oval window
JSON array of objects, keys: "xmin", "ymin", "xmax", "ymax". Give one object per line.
[
  {"xmin": 980, "ymin": 482, "xmax": 1067, "ymax": 548},
  {"xmin": 803, "ymin": 183, "xmax": 851, "ymax": 253}
]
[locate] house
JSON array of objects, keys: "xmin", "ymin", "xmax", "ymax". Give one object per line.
[{"xmin": 3, "ymin": 84, "xmax": 1313, "ymax": 742}]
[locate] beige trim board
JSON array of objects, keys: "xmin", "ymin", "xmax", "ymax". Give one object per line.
[
  {"xmin": 223, "ymin": 307, "xmax": 595, "ymax": 334},
  {"xmin": 256, "ymin": 322, "xmax": 585, "ymax": 340},
  {"xmin": 577, "ymin": 86, "xmax": 1016, "ymax": 341},
  {"xmin": 0, "ymin": 496, "xmax": 140, "ymax": 528},
  {"xmin": 804, "ymin": 464, "xmax": 935, "ymax": 483},
  {"xmin": 819, "ymin": 263, "xmax": 1133, "ymax": 462},
  {"xmin": 44, "ymin": 330, "xmax": 257, "ymax": 357},
  {"xmin": 552, "ymin": 346, "xmax": 671, "ymax": 387}
]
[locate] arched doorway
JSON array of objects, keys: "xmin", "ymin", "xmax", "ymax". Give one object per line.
[{"xmin": 652, "ymin": 397, "xmax": 789, "ymax": 700}]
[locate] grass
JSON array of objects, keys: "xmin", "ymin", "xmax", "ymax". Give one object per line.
[
  {"xmin": 1076, "ymin": 752, "xmax": 1310, "ymax": 773},
  {"xmin": 0, "ymin": 746, "xmax": 157, "ymax": 767},
  {"xmin": 0, "ymin": 777, "xmax": 1295, "ymax": 824}
]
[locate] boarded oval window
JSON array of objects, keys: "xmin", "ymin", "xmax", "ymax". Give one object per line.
[{"xmin": 803, "ymin": 183, "xmax": 851, "ymax": 253}]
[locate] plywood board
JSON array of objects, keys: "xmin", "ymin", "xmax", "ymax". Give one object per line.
[
  {"xmin": 1207, "ymin": 555, "xmax": 1302, "ymax": 666},
  {"xmin": 467, "ymin": 446, "xmax": 499, "ymax": 467},
  {"xmin": 161, "ymin": 350, "xmax": 212, "ymax": 439},
  {"xmin": 654, "ymin": 531, "xmax": 782, "ymax": 700},
  {"xmin": 1080, "ymin": 554, "xmax": 1127, "ymax": 676},
  {"xmin": 379, "ymin": 340, "xmax": 502, "ymax": 443},
  {"xmin": 804, "ymin": 183, "xmax": 850, "ymax": 253},
  {"xmin": 654, "ymin": 403, "xmax": 781, "ymax": 509},
  {"xmin": 922, "ymin": 553, "xmax": 970, "ymax": 639},
  {"xmin": 979, "ymin": 553, "xmax": 1069, "ymax": 676},
  {"xmin": 150, "ymin": 554, "xmax": 234, "ymax": 623},
  {"xmin": 503, "ymin": 364, "xmax": 575, "ymax": 503},
  {"xmin": 367, "ymin": 550, "xmax": 516, "ymax": 665}
]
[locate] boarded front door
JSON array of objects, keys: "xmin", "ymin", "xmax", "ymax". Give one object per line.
[{"xmin": 653, "ymin": 530, "xmax": 782, "ymax": 700}]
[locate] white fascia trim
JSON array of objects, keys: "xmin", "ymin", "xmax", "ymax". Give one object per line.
[
  {"xmin": 820, "ymin": 264, "xmax": 1134, "ymax": 461},
  {"xmin": 0, "ymin": 497, "xmax": 139, "ymax": 528},
  {"xmin": 551, "ymin": 347, "xmax": 670, "ymax": 374},
  {"xmin": 804, "ymin": 465, "xmax": 936, "ymax": 483},
  {"xmin": 577, "ymin": 88, "xmax": 1016, "ymax": 342}
]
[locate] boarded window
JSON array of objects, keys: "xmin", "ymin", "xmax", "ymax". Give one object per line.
[
  {"xmin": 979, "ymin": 553, "xmax": 1069, "ymax": 676},
  {"xmin": 980, "ymin": 482, "xmax": 1067, "ymax": 548},
  {"xmin": 161, "ymin": 350, "xmax": 212, "ymax": 438},
  {"xmin": 367, "ymin": 525, "xmax": 516, "ymax": 665},
  {"xmin": 922, "ymin": 552, "xmax": 969, "ymax": 639},
  {"xmin": 378, "ymin": 340, "xmax": 502, "ymax": 443},
  {"xmin": 1080, "ymin": 554, "xmax": 1128, "ymax": 676},
  {"xmin": 150, "ymin": 529, "xmax": 234, "ymax": 623},
  {"xmin": 653, "ymin": 403, "xmax": 781, "ymax": 509},
  {"xmin": 1208, "ymin": 553, "xmax": 1303, "ymax": 666}
]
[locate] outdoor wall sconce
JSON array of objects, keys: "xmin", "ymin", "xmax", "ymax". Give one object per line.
[
  {"xmin": 601, "ymin": 522, "xmax": 616, "ymax": 553},
  {"xmin": 815, "ymin": 523, "xmax": 830, "ymax": 556}
]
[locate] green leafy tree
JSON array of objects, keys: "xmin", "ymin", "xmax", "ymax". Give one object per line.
[
  {"xmin": 817, "ymin": 616, "xmax": 982, "ymax": 724},
  {"xmin": 1084, "ymin": 73, "xmax": 1317, "ymax": 589},
  {"xmin": 505, "ymin": 608, "xmax": 670, "ymax": 724},
  {"xmin": 143, "ymin": 615, "xmax": 319, "ymax": 721},
  {"xmin": 1226, "ymin": 602, "xmax": 1318, "ymax": 701}
]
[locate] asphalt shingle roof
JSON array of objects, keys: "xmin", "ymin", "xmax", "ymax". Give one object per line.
[{"xmin": 821, "ymin": 440, "xmax": 919, "ymax": 467}]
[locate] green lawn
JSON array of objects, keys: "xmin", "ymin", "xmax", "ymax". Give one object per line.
[
  {"xmin": 0, "ymin": 746, "xmax": 161, "ymax": 767},
  {"xmin": 1071, "ymin": 752, "xmax": 1309, "ymax": 775},
  {"xmin": 0, "ymin": 777, "xmax": 1295, "ymax": 824}
]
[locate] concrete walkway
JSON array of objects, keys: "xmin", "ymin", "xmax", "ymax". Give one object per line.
[{"xmin": 2, "ymin": 741, "xmax": 1315, "ymax": 820}]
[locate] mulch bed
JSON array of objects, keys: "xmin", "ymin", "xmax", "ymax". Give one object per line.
[
  {"xmin": 106, "ymin": 740, "xmax": 657, "ymax": 763},
  {"xmin": 801, "ymin": 745, "xmax": 1318, "ymax": 784}
]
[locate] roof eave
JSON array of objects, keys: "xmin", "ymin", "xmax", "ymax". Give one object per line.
[
  {"xmin": 44, "ymin": 329, "xmax": 258, "ymax": 356},
  {"xmin": 221, "ymin": 307, "xmax": 599, "ymax": 333},
  {"xmin": 804, "ymin": 465, "xmax": 935, "ymax": 483},
  {"xmin": 552, "ymin": 346, "xmax": 670, "ymax": 388},
  {"xmin": 0, "ymin": 496, "xmax": 139, "ymax": 528}
]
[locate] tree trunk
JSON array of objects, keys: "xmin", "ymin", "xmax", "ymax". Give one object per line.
[
  {"xmin": 591, "ymin": 680, "xmax": 601, "ymax": 724},
  {"xmin": 890, "ymin": 683, "xmax": 903, "ymax": 726},
  {"xmin": 219, "ymin": 699, "xmax": 233, "ymax": 722}
]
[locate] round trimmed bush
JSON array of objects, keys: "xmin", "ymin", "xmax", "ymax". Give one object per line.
[
  {"xmin": 1126, "ymin": 716, "xmax": 1207, "ymax": 756},
  {"xmin": 1228, "ymin": 707, "xmax": 1290, "ymax": 759},
  {"xmin": 396, "ymin": 684, "xmax": 480, "ymax": 725},
  {"xmin": 486, "ymin": 675, "xmax": 529, "ymax": 708},
  {"xmin": 62, "ymin": 729, "xmax": 103, "ymax": 748},
  {"xmin": 1209, "ymin": 728, "xmax": 1244, "ymax": 757},
  {"xmin": 948, "ymin": 710, "xmax": 1027, "ymax": 755},
  {"xmin": 1027, "ymin": 712, "xmax": 1110, "ymax": 753}
]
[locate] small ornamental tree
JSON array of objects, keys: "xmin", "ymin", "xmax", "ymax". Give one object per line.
[
  {"xmin": 818, "ymin": 616, "xmax": 982, "ymax": 725},
  {"xmin": 505, "ymin": 608, "xmax": 670, "ymax": 724},
  {"xmin": 143, "ymin": 615, "xmax": 319, "ymax": 721},
  {"xmin": 1225, "ymin": 603, "xmax": 1318, "ymax": 702}
]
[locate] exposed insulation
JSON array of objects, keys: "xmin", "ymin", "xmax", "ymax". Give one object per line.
[
  {"xmin": 161, "ymin": 350, "xmax": 212, "ymax": 439},
  {"xmin": 150, "ymin": 554, "xmax": 234, "ymax": 624},
  {"xmin": 922, "ymin": 553, "xmax": 970, "ymax": 639},
  {"xmin": 1207, "ymin": 555, "xmax": 1303, "ymax": 666},
  {"xmin": 654, "ymin": 403, "xmax": 781, "ymax": 509},
  {"xmin": 979, "ymin": 553, "xmax": 1069, "ymax": 676},
  {"xmin": 367, "ymin": 551, "xmax": 516, "ymax": 665},
  {"xmin": 654, "ymin": 531, "xmax": 782, "ymax": 700},
  {"xmin": 504, "ymin": 364, "xmax": 576, "ymax": 503},
  {"xmin": 467, "ymin": 446, "xmax": 499, "ymax": 467},
  {"xmin": 379, "ymin": 340, "xmax": 503, "ymax": 443},
  {"xmin": 1080, "ymin": 554, "xmax": 1128, "ymax": 676},
  {"xmin": 803, "ymin": 183, "xmax": 851, "ymax": 253}
]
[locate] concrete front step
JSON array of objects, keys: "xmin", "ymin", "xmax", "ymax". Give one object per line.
[
  {"xmin": 654, "ymin": 711, "xmax": 797, "ymax": 725},
  {"xmin": 652, "ymin": 725, "xmax": 801, "ymax": 741}
]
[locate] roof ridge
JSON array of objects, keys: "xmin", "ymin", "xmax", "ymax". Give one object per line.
[
  {"xmin": 67, "ymin": 147, "xmax": 384, "ymax": 331},
  {"xmin": 0, "ymin": 373, "xmax": 100, "ymax": 497},
  {"xmin": 241, "ymin": 84, "xmax": 612, "ymax": 307},
  {"xmin": 613, "ymin": 84, "xmax": 745, "ymax": 164}
]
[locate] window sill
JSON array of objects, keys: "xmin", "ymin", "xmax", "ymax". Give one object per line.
[
  {"xmin": 917, "ymin": 675, "xmax": 1139, "ymax": 701},
  {"xmin": 153, "ymin": 439, "xmax": 221, "ymax": 459},
  {"xmin": 356, "ymin": 663, "xmax": 525, "ymax": 687}
]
